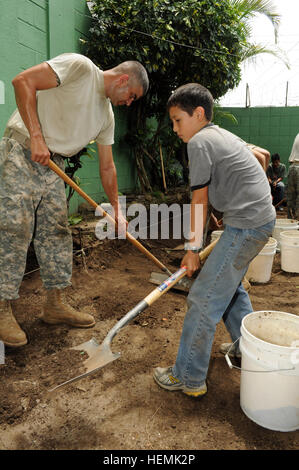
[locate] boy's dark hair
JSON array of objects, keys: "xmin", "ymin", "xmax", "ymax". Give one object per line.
[
  {"xmin": 167, "ymin": 83, "xmax": 214, "ymax": 120},
  {"xmin": 271, "ymin": 153, "xmax": 280, "ymax": 163}
]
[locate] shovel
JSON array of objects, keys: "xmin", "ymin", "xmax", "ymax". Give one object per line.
[
  {"xmin": 48, "ymin": 159, "xmax": 173, "ymax": 277},
  {"xmin": 48, "ymin": 240, "xmax": 217, "ymax": 392}
]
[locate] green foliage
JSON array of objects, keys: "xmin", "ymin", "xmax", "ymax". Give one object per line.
[
  {"xmin": 230, "ymin": 0, "xmax": 280, "ymax": 35},
  {"xmin": 65, "ymin": 143, "xmax": 95, "ymax": 206},
  {"xmin": 84, "ymin": 0, "xmax": 281, "ymax": 191},
  {"xmin": 228, "ymin": 1, "xmax": 288, "ymax": 66},
  {"xmin": 213, "ymin": 105, "xmax": 238, "ymax": 126},
  {"xmin": 68, "ymin": 214, "xmax": 83, "ymax": 225},
  {"xmin": 87, "ymin": 0, "xmax": 246, "ymax": 118}
]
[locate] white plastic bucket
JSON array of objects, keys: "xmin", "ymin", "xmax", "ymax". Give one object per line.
[
  {"xmin": 280, "ymin": 230, "xmax": 299, "ymax": 273},
  {"xmin": 210, "ymin": 230, "xmax": 223, "ymax": 242},
  {"xmin": 246, "ymin": 237, "xmax": 277, "ymax": 283},
  {"xmin": 272, "ymin": 219, "xmax": 299, "ymax": 251},
  {"xmin": 239, "ymin": 311, "xmax": 299, "ymax": 432}
]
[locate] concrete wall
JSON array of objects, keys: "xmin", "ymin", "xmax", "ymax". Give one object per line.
[
  {"xmin": 0, "ymin": 0, "xmax": 93, "ymax": 134},
  {"xmin": 68, "ymin": 107, "xmax": 137, "ymax": 215},
  {"xmin": 0, "ymin": 0, "xmax": 137, "ymax": 214},
  {"xmin": 220, "ymin": 107, "xmax": 299, "ymax": 175},
  {"xmin": 1, "ymin": 0, "xmax": 49, "ymax": 137}
]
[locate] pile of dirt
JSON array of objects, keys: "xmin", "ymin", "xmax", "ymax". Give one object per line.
[{"xmin": 0, "ymin": 214, "xmax": 298, "ymax": 450}]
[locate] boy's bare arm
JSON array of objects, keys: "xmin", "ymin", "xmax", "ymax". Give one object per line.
[
  {"xmin": 182, "ymin": 186, "xmax": 209, "ymax": 277},
  {"xmin": 189, "ymin": 186, "xmax": 209, "ymax": 245},
  {"xmin": 12, "ymin": 62, "xmax": 59, "ymax": 165}
]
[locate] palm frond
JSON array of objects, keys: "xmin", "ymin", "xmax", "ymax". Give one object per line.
[
  {"xmin": 241, "ymin": 43, "xmax": 290, "ymax": 69},
  {"xmin": 230, "ymin": 0, "xmax": 280, "ymax": 32},
  {"xmin": 213, "ymin": 106, "xmax": 238, "ymax": 125}
]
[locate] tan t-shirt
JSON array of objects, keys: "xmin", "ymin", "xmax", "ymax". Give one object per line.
[
  {"xmin": 289, "ymin": 133, "xmax": 299, "ymax": 163},
  {"xmin": 6, "ymin": 53, "xmax": 115, "ymax": 156}
]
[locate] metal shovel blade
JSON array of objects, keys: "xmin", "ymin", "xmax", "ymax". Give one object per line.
[
  {"xmin": 48, "ymin": 272, "xmax": 188, "ymax": 393},
  {"xmin": 149, "ymin": 271, "xmax": 193, "ymax": 292},
  {"xmin": 48, "ymin": 338, "xmax": 120, "ymax": 392},
  {"xmin": 47, "ymin": 242, "xmax": 218, "ymax": 393}
]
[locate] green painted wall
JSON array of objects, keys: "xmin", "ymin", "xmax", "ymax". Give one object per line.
[
  {"xmin": 0, "ymin": 0, "xmax": 137, "ymax": 215},
  {"xmin": 0, "ymin": 0, "xmax": 49, "ymax": 137},
  {"xmin": 220, "ymin": 107, "xmax": 299, "ymax": 178},
  {"xmin": 68, "ymin": 107, "xmax": 137, "ymax": 215}
]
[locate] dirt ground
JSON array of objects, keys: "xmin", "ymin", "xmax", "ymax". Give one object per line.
[{"xmin": 0, "ymin": 206, "xmax": 298, "ymax": 451}]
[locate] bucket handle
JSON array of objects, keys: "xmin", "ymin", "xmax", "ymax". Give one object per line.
[
  {"xmin": 225, "ymin": 338, "xmax": 296, "ymax": 373},
  {"xmin": 253, "ymin": 251, "xmax": 277, "ymax": 256}
]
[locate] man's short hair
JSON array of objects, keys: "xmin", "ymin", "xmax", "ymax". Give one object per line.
[
  {"xmin": 114, "ymin": 61, "xmax": 149, "ymax": 95},
  {"xmin": 167, "ymin": 83, "xmax": 214, "ymax": 121},
  {"xmin": 271, "ymin": 153, "xmax": 280, "ymax": 163}
]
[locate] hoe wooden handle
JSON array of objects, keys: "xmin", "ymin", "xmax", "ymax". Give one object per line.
[{"xmin": 48, "ymin": 159, "xmax": 172, "ymax": 275}]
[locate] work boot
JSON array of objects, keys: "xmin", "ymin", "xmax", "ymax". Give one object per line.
[
  {"xmin": 41, "ymin": 288, "xmax": 95, "ymax": 328},
  {"xmin": 0, "ymin": 299, "xmax": 28, "ymax": 347}
]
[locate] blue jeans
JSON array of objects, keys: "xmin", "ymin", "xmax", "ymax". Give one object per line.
[
  {"xmin": 172, "ymin": 219, "xmax": 275, "ymax": 388},
  {"xmin": 271, "ymin": 181, "xmax": 285, "ymax": 206}
]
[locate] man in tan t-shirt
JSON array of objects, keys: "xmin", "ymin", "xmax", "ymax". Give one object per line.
[{"xmin": 0, "ymin": 53, "xmax": 149, "ymax": 348}]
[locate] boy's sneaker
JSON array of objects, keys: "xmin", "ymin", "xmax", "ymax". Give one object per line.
[
  {"xmin": 219, "ymin": 343, "xmax": 241, "ymax": 359},
  {"xmin": 153, "ymin": 366, "xmax": 207, "ymax": 398}
]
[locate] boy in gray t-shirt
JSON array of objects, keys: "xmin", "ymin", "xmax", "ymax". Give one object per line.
[{"xmin": 153, "ymin": 83, "xmax": 275, "ymax": 398}]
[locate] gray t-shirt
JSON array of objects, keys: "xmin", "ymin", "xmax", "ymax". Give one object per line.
[
  {"xmin": 187, "ymin": 124, "xmax": 276, "ymax": 229},
  {"xmin": 266, "ymin": 163, "xmax": 286, "ymax": 181}
]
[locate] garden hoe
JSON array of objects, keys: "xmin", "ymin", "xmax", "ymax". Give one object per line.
[
  {"xmin": 48, "ymin": 159, "xmax": 191, "ymax": 290},
  {"xmin": 48, "ymin": 240, "xmax": 217, "ymax": 392}
]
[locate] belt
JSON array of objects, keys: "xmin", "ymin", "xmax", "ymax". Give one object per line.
[
  {"xmin": 290, "ymin": 161, "xmax": 299, "ymax": 166},
  {"xmin": 4, "ymin": 128, "xmax": 31, "ymax": 150},
  {"xmin": 4, "ymin": 128, "xmax": 70, "ymax": 160}
]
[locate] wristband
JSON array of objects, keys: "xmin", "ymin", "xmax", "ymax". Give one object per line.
[{"xmin": 184, "ymin": 243, "xmax": 202, "ymax": 253}]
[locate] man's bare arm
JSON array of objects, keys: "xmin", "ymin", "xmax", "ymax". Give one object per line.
[
  {"xmin": 97, "ymin": 144, "xmax": 128, "ymax": 235},
  {"xmin": 12, "ymin": 62, "xmax": 59, "ymax": 165}
]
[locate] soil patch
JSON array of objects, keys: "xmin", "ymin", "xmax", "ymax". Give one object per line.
[{"xmin": 0, "ymin": 210, "xmax": 298, "ymax": 450}]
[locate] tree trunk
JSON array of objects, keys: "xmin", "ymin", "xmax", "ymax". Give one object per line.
[{"xmin": 135, "ymin": 149, "xmax": 152, "ymax": 192}]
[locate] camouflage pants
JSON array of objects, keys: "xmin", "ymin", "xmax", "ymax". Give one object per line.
[
  {"xmin": 287, "ymin": 164, "xmax": 299, "ymax": 219},
  {"xmin": 0, "ymin": 137, "xmax": 72, "ymax": 300}
]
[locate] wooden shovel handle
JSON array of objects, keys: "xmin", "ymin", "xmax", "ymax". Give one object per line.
[
  {"xmin": 144, "ymin": 238, "xmax": 218, "ymax": 305},
  {"xmin": 48, "ymin": 159, "xmax": 172, "ymax": 274},
  {"xmin": 199, "ymin": 238, "xmax": 218, "ymax": 262}
]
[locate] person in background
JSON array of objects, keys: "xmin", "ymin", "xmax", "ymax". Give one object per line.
[
  {"xmin": 287, "ymin": 133, "xmax": 299, "ymax": 219},
  {"xmin": 246, "ymin": 144, "xmax": 270, "ymax": 172},
  {"xmin": 266, "ymin": 153, "xmax": 286, "ymax": 210}
]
